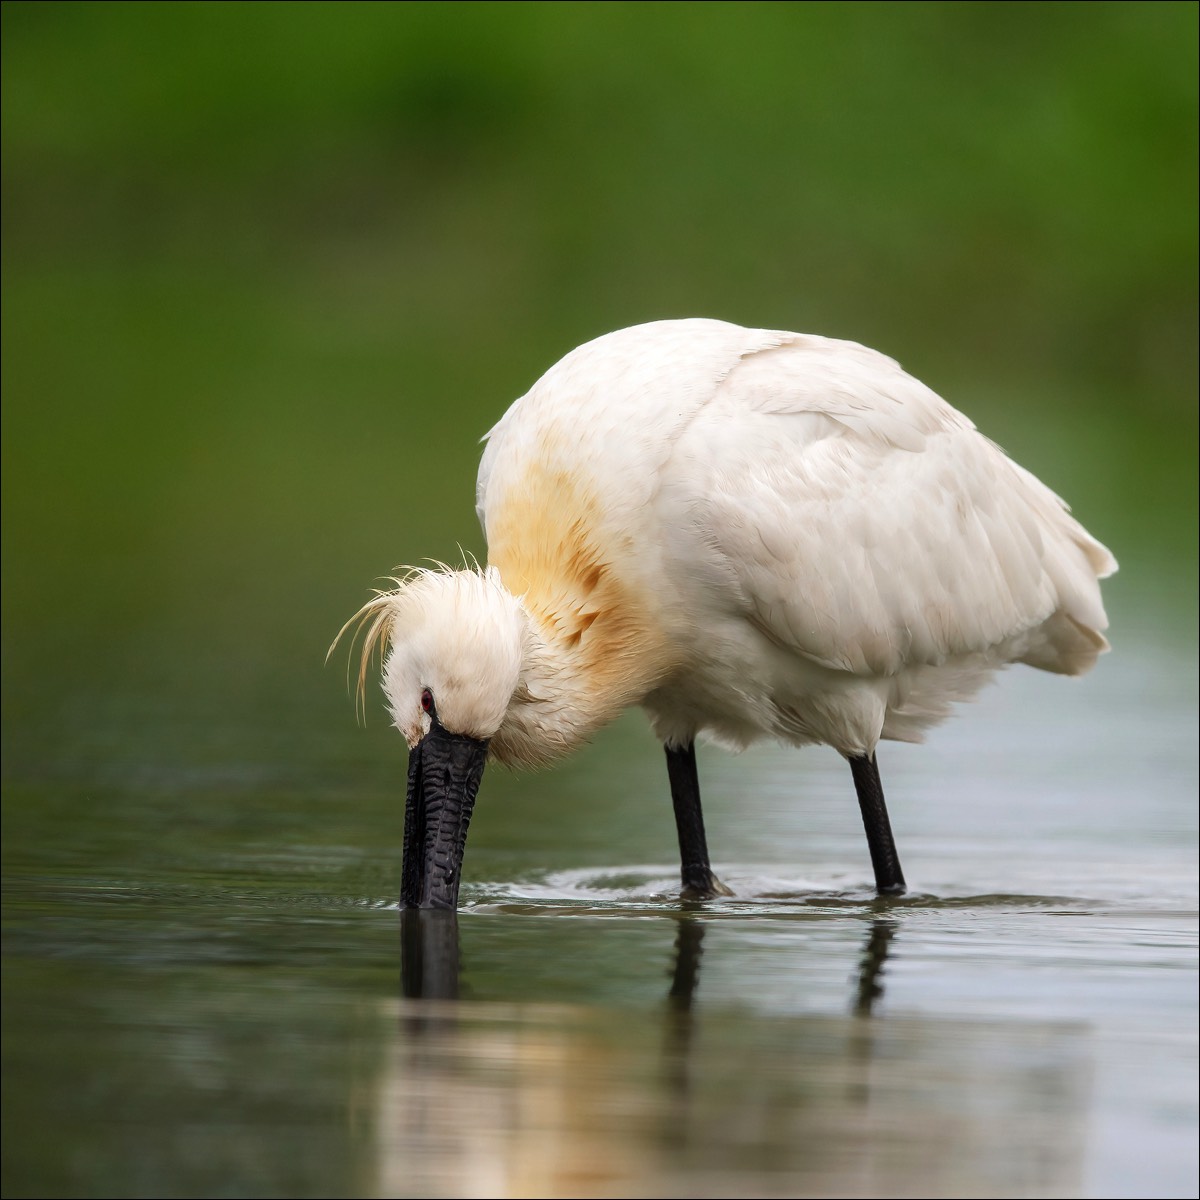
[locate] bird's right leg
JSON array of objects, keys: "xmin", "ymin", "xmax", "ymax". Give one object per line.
[
  {"xmin": 665, "ymin": 742, "xmax": 733, "ymax": 900},
  {"xmin": 848, "ymin": 752, "xmax": 907, "ymax": 895}
]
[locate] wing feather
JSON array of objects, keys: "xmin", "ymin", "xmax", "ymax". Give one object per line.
[{"xmin": 662, "ymin": 337, "xmax": 1114, "ymax": 678}]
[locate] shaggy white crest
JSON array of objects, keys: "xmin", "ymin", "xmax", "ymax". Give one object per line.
[{"xmin": 345, "ymin": 567, "xmax": 530, "ymax": 747}]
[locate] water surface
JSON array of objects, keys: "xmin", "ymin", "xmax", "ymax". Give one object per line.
[{"xmin": 3, "ymin": 617, "xmax": 1196, "ymax": 1199}]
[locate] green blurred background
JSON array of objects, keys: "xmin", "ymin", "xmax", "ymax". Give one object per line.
[{"xmin": 2, "ymin": 0, "xmax": 1197, "ymax": 783}]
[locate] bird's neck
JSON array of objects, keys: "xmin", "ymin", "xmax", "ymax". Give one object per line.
[{"xmin": 488, "ymin": 566, "xmax": 678, "ymax": 769}]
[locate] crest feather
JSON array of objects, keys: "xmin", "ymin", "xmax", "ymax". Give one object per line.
[{"xmin": 326, "ymin": 561, "xmax": 488, "ymax": 719}]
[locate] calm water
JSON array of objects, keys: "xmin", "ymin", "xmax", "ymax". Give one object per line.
[{"xmin": 2, "ymin": 608, "xmax": 1196, "ymax": 1198}]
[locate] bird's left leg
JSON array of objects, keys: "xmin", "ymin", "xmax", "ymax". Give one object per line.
[
  {"xmin": 665, "ymin": 742, "xmax": 733, "ymax": 900},
  {"xmin": 848, "ymin": 752, "xmax": 907, "ymax": 896}
]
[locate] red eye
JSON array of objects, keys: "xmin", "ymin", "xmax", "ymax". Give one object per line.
[{"xmin": 420, "ymin": 688, "xmax": 434, "ymax": 714}]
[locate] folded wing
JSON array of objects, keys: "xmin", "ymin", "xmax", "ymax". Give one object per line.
[{"xmin": 663, "ymin": 335, "xmax": 1116, "ymax": 680}]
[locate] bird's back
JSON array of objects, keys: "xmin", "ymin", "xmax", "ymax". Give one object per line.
[{"xmin": 477, "ymin": 319, "xmax": 1115, "ymax": 754}]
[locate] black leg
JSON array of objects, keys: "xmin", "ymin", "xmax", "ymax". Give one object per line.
[
  {"xmin": 848, "ymin": 752, "xmax": 907, "ymax": 895},
  {"xmin": 665, "ymin": 742, "xmax": 732, "ymax": 900}
]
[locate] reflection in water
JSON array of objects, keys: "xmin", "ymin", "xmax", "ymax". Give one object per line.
[
  {"xmin": 662, "ymin": 917, "xmax": 705, "ymax": 1128},
  {"xmin": 400, "ymin": 908, "xmax": 895, "ymax": 1016},
  {"xmin": 853, "ymin": 918, "xmax": 896, "ymax": 1017},
  {"xmin": 666, "ymin": 915, "xmax": 706, "ymax": 1012},
  {"xmin": 402, "ymin": 909, "xmax": 717, "ymax": 1007},
  {"xmin": 384, "ymin": 913, "xmax": 1086, "ymax": 1198},
  {"xmin": 400, "ymin": 910, "xmax": 461, "ymax": 1001}
]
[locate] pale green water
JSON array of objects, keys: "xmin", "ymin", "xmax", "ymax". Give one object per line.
[{"xmin": 3, "ymin": 615, "xmax": 1196, "ymax": 1198}]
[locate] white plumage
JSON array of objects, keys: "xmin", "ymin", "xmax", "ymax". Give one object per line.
[{"xmin": 347, "ymin": 319, "xmax": 1116, "ymax": 905}]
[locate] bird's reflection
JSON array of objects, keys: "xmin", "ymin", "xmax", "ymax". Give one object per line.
[
  {"xmin": 398, "ymin": 906, "xmax": 898, "ymax": 1020},
  {"xmin": 854, "ymin": 918, "xmax": 897, "ymax": 1018},
  {"xmin": 382, "ymin": 910, "xmax": 1088, "ymax": 1198},
  {"xmin": 400, "ymin": 909, "xmax": 461, "ymax": 1001},
  {"xmin": 667, "ymin": 915, "xmax": 706, "ymax": 1013},
  {"xmin": 659, "ymin": 915, "xmax": 707, "ymax": 1147},
  {"xmin": 397, "ymin": 906, "xmax": 900, "ymax": 1130}
]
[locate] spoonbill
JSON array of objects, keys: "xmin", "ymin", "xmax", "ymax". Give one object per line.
[{"xmin": 339, "ymin": 319, "xmax": 1116, "ymax": 908}]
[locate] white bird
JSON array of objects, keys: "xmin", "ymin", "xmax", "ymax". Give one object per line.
[{"xmin": 341, "ymin": 319, "xmax": 1116, "ymax": 908}]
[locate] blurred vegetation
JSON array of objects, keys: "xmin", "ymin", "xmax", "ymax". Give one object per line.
[{"xmin": 2, "ymin": 1, "xmax": 1197, "ymax": 769}]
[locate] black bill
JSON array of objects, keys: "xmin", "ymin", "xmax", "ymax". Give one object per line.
[{"xmin": 401, "ymin": 722, "xmax": 489, "ymax": 909}]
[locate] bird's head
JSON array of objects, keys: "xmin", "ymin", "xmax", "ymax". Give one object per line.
[{"xmin": 337, "ymin": 567, "xmax": 529, "ymax": 909}]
